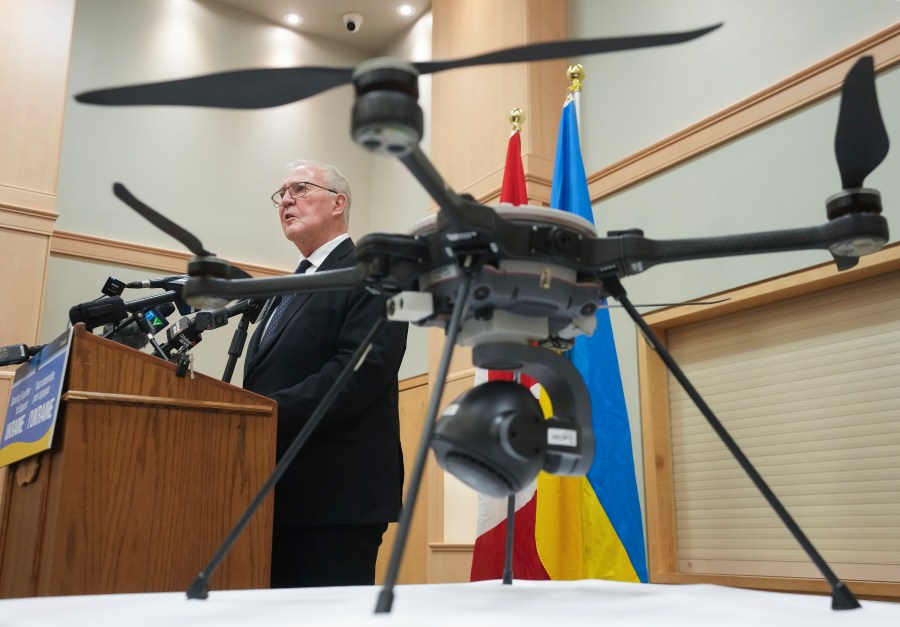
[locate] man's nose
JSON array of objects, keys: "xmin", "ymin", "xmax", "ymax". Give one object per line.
[{"xmin": 280, "ymin": 193, "xmax": 295, "ymax": 209}]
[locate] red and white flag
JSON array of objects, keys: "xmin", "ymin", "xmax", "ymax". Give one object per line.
[{"xmin": 469, "ymin": 127, "xmax": 551, "ymax": 581}]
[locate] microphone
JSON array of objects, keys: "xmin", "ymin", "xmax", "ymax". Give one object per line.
[
  {"xmin": 161, "ymin": 308, "xmax": 230, "ymax": 356},
  {"xmin": 126, "ymin": 275, "xmax": 195, "ymax": 315},
  {"xmin": 160, "ymin": 300, "xmax": 263, "ymax": 357},
  {"xmin": 0, "ymin": 344, "xmax": 45, "ymax": 367},
  {"xmin": 101, "ymin": 276, "xmax": 127, "ymax": 297},
  {"xmin": 102, "ymin": 302, "xmax": 176, "ymax": 350},
  {"xmin": 126, "ymin": 275, "xmax": 189, "ymax": 289},
  {"xmin": 102, "ymin": 321, "xmax": 149, "ymax": 350},
  {"xmin": 69, "ymin": 291, "xmax": 180, "ymax": 331},
  {"xmin": 225, "ymin": 298, "xmax": 264, "ymax": 324}
]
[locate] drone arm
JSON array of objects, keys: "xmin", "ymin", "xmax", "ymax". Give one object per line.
[
  {"xmin": 399, "ymin": 147, "xmax": 471, "ymax": 230},
  {"xmin": 609, "ymin": 212, "xmax": 888, "ymax": 276},
  {"xmin": 181, "ymin": 266, "xmax": 366, "ymax": 308}
]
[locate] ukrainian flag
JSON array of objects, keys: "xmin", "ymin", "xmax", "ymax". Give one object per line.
[{"xmin": 535, "ymin": 95, "xmax": 648, "ymax": 583}]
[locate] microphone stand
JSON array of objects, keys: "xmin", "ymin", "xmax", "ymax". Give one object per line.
[
  {"xmin": 222, "ymin": 299, "xmax": 263, "ymax": 384},
  {"xmin": 603, "ymin": 274, "xmax": 860, "ymax": 611},
  {"xmin": 186, "ymin": 314, "xmax": 388, "ymax": 599}
]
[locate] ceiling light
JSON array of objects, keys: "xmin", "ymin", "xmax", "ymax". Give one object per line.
[
  {"xmin": 284, "ymin": 14, "xmax": 302, "ymax": 26},
  {"xmin": 397, "ymin": 5, "xmax": 416, "ymax": 17}
]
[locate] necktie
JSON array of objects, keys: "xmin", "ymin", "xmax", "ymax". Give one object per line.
[{"xmin": 260, "ymin": 259, "xmax": 313, "ymax": 346}]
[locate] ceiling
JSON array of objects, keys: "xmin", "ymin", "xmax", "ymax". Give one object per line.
[{"xmin": 210, "ymin": 0, "xmax": 432, "ymax": 54}]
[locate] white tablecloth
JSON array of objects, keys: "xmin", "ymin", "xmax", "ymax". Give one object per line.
[{"xmin": 1, "ymin": 579, "xmax": 898, "ymax": 627}]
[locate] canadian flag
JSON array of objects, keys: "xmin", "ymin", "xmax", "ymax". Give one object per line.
[{"xmin": 468, "ymin": 127, "xmax": 551, "ymax": 581}]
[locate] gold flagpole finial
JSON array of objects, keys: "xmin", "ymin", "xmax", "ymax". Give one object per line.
[
  {"xmin": 567, "ymin": 64, "xmax": 585, "ymax": 93},
  {"xmin": 509, "ymin": 107, "xmax": 524, "ymax": 132}
]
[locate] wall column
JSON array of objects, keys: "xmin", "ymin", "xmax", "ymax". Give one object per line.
[
  {"xmin": 0, "ymin": 0, "xmax": 76, "ymax": 493},
  {"xmin": 426, "ymin": 0, "xmax": 569, "ymax": 582}
]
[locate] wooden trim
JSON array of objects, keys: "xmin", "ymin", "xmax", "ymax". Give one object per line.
[
  {"xmin": 639, "ymin": 243, "xmax": 900, "ymax": 599},
  {"xmin": 399, "ymin": 373, "xmax": 429, "ymax": 392},
  {"xmin": 62, "ymin": 390, "xmax": 275, "ymax": 415},
  {"xmin": 644, "ymin": 242, "xmax": 900, "ymax": 329},
  {"xmin": 653, "ymin": 572, "xmax": 899, "ymax": 602},
  {"xmin": 588, "ymin": 21, "xmax": 900, "ymax": 202},
  {"xmin": 49, "ymin": 229, "xmax": 289, "ymax": 277},
  {"xmin": 428, "ymin": 543, "xmax": 474, "ymax": 553},
  {"xmin": 0, "ymin": 203, "xmax": 58, "ymax": 236},
  {"xmin": 445, "ymin": 367, "xmax": 475, "ymax": 383},
  {"xmin": 638, "ymin": 332, "xmax": 678, "ymax": 577}
]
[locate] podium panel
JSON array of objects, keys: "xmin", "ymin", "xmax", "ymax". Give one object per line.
[{"xmin": 0, "ymin": 325, "xmax": 277, "ymax": 597}]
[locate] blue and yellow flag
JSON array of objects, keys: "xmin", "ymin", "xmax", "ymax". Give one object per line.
[{"xmin": 534, "ymin": 96, "xmax": 649, "ymax": 583}]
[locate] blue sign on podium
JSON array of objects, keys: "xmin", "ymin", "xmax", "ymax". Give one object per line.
[{"xmin": 0, "ymin": 328, "xmax": 74, "ymax": 468}]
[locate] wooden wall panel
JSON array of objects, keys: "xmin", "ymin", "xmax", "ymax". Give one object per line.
[
  {"xmin": 376, "ymin": 374, "xmax": 430, "ymax": 584},
  {"xmin": 640, "ymin": 244, "xmax": 900, "ymax": 601}
]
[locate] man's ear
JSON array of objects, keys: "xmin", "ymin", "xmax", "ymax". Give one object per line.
[{"xmin": 332, "ymin": 193, "xmax": 348, "ymax": 218}]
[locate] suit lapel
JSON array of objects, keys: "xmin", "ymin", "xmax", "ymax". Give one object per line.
[{"xmin": 246, "ymin": 238, "xmax": 355, "ymax": 373}]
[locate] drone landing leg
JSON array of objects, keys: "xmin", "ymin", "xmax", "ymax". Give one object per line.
[
  {"xmin": 604, "ymin": 275, "xmax": 860, "ymax": 611},
  {"xmin": 186, "ymin": 315, "xmax": 387, "ymax": 600},
  {"xmin": 376, "ymin": 271, "xmax": 474, "ymax": 614},
  {"xmin": 503, "ymin": 493, "xmax": 515, "ymax": 585}
]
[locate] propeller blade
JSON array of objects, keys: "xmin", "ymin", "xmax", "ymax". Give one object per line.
[
  {"xmin": 76, "ymin": 67, "xmax": 353, "ymax": 109},
  {"xmin": 416, "ymin": 23, "xmax": 722, "ymax": 75},
  {"xmin": 229, "ymin": 265, "xmax": 253, "ymax": 280},
  {"xmin": 834, "ymin": 56, "xmax": 890, "ymax": 189},
  {"xmin": 113, "ymin": 183, "xmax": 213, "ymax": 256},
  {"xmin": 76, "ymin": 24, "xmax": 721, "ymax": 111}
]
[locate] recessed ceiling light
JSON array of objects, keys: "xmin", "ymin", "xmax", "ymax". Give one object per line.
[
  {"xmin": 284, "ymin": 14, "xmax": 302, "ymax": 26},
  {"xmin": 397, "ymin": 5, "xmax": 416, "ymax": 17}
]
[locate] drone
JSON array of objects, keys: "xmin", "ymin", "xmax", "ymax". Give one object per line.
[{"xmin": 75, "ymin": 21, "xmax": 890, "ymax": 613}]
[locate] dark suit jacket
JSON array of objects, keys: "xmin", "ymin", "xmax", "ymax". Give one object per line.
[{"xmin": 243, "ymin": 238, "xmax": 407, "ymax": 528}]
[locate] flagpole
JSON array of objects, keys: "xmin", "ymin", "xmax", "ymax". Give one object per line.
[
  {"xmin": 501, "ymin": 106, "xmax": 523, "ymax": 586},
  {"xmin": 567, "ymin": 64, "xmax": 584, "ymax": 141}
]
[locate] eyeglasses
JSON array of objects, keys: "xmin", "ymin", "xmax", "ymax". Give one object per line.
[{"xmin": 271, "ymin": 181, "xmax": 337, "ymax": 206}]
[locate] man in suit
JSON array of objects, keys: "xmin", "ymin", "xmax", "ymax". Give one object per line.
[{"xmin": 243, "ymin": 159, "xmax": 407, "ymax": 588}]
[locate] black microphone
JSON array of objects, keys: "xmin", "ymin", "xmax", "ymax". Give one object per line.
[
  {"xmin": 69, "ymin": 291, "xmax": 180, "ymax": 331},
  {"xmin": 126, "ymin": 276, "xmax": 195, "ymax": 315},
  {"xmin": 161, "ymin": 310, "xmax": 228, "ymax": 356},
  {"xmin": 161, "ymin": 303, "xmax": 250, "ymax": 357},
  {"xmin": 102, "ymin": 321, "xmax": 150, "ymax": 350},
  {"xmin": 101, "ymin": 276, "xmax": 127, "ymax": 297},
  {"xmin": 126, "ymin": 275, "xmax": 189, "ymax": 289},
  {"xmin": 102, "ymin": 302, "xmax": 176, "ymax": 350},
  {"xmin": 0, "ymin": 344, "xmax": 45, "ymax": 367},
  {"xmin": 225, "ymin": 298, "xmax": 264, "ymax": 324}
]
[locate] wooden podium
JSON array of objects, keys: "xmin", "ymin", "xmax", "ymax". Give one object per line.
[{"xmin": 0, "ymin": 325, "xmax": 277, "ymax": 598}]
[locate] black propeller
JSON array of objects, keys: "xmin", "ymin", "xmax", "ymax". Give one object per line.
[
  {"xmin": 827, "ymin": 56, "xmax": 890, "ymax": 270},
  {"xmin": 75, "ymin": 24, "xmax": 721, "ymax": 109},
  {"xmin": 834, "ymin": 56, "xmax": 890, "ymax": 190},
  {"xmin": 112, "ymin": 183, "xmax": 252, "ymax": 281}
]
